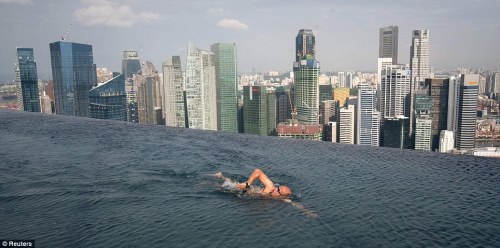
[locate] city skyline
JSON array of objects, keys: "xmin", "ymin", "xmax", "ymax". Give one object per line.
[{"xmin": 1, "ymin": 0, "xmax": 500, "ymax": 82}]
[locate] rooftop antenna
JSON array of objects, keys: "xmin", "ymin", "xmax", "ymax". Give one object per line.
[{"xmin": 61, "ymin": 24, "xmax": 72, "ymax": 41}]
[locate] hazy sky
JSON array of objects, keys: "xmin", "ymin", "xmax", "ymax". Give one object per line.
[{"xmin": 1, "ymin": 0, "xmax": 499, "ymax": 81}]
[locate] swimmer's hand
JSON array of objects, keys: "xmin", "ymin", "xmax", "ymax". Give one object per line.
[{"xmin": 235, "ymin": 182, "xmax": 248, "ymax": 189}]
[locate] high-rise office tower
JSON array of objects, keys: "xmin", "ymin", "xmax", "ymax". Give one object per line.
[
  {"xmin": 439, "ymin": 130, "xmax": 454, "ymax": 153},
  {"xmin": 426, "ymin": 78, "xmax": 450, "ymax": 151},
  {"xmin": 486, "ymin": 72, "xmax": 500, "ymax": 100},
  {"xmin": 185, "ymin": 43, "xmax": 217, "ymax": 130},
  {"xmin": 243, "ymin": 85, "xmax": 276, "ymax": 136},
  {"xmin": 319, "ymin": 100, "xmax": 336, "ymax": 125},
  {"xmin": 338, "ymin": 72, "xmax": 346, "ymax": 88},
  {"xmin": 380, "ymin": 64, "xmax": 411, "ymax": 118},
  {"xmin": 277, "ymin": 29, "xmax": 322, "ymax": 140},
  {"xmin": 15, "ymin": 48, "xmax": 40, "ymax": 112},
  {"xmin": 294, "ymin": 29, "xmax": 319, "ymax": 124},
  {"xmin": 122, "ymin": 50, "xmax": 142, "ymax": 79},
  {"xmin": 125, "ymin": 85, "xmax": 138, "ymax": 123},
  {"xmin": 345, "ymin": 71, "xmax": 354, "ymax": 89},
  {"xmin": 295, "ymin": 29, "xmax": 315, "ymax": 62},
  {"xmin": 409, "ymin": 29, "xmax": 430, "ymax": 137},
  {"xmin": 138, "ymin": 76, "xmax": 161, "ymax": 125},
  {"xmin": 382, "ymin": 117, "xmax": 408, "ymax": 148},
  {"xmin": 379, "ymin": 26, "xmax": 399, "ymax": 64},
  {"xmin": 414, "ymin": 93, "xmax": 432, "ymax": 151},
  {"xmin": 319, "ymin": 84, "xmax": 333, "ymax": 102},
  {"xmin": 162, "ymin": 56, "xmax": 185, "ymax": 127},
  {"xmin": 455, "ymin": 74, "xmax": 479, "ymax": 150},
  {"xmin": 339, "ymin": 104, "xmax": 355, "ymax": 144},
  {"xmin": 50, "ymin": 41, "xmax": 97, "ymax": 117},
  {"xmin": 89, "ymin": 73, "xmax": 126, "ymax": 121},
  {"xmin": 357, "ymin": 83, "xmax": 380, "ymax": 146},
  {"xmin": 275, "ymin": 86, "xmax": 293, "ymax": 124},
  {"xmin": 447, "ymin": 75, "xmax": 461, "ymax": 132},
  {"xmin": 211, "ymin": 43, "xmax": 238, "ymax": 132}
]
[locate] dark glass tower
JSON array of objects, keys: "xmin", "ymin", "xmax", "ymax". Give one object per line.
[
  {"xmin": 89, "ymin": 74, "xmax": 126, "ymax": 121},
  {"xmin": 243, "ymin": 85, "xmax": 275, "ymax": 136},
  {"xmin": 122, "ymin": 50, "xmax": 142, "ymax": 79},
  {"xmin": 50, "ymin": 41, "xmax": 97, "ymax": 117},
  {"xmin": 15, "ymin": 48, "xmax": 40, "ymax": 112},
  {"xmin": 456, "ymin": 74, "xmax": 479, "ymax": 150},
  {"xmin": 427, "ymin": 78, "xmax": 449, "ymax": 151},
  {"xmin": 295, "ymin": 29, "xmax": 315, "ymax": 62}
]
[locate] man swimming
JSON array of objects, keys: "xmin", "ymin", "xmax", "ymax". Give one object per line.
[
  {"xmin": 213, "ymin": 169, "xmax": 317, "ymax": 218},
  {"xmin": 215, "ymin": 168, "xmax": 292, "ymax": 198}
]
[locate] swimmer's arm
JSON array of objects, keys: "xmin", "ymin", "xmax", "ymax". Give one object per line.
[{"xmin": 280, "ymin": 199, "xmax": 318, "ymax": 219}]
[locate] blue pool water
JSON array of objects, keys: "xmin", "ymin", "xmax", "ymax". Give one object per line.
[{"xmin": 0, "ymin": 110, "xmax": 499, "ymax": 247}]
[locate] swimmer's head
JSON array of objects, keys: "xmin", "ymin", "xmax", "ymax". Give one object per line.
[{"xmin": 277, "ymin": 185, "xmax": 292, "ymax": 197}]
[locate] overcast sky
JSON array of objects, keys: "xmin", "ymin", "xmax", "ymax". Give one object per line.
[{"xmin": 1, "ymin": 0, "xmax": 499, "ymax": 81}]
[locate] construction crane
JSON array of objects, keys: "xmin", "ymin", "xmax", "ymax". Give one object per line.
[{"xmin": 61, "ymin": 24, "xmax": 72, "ymax": 41}]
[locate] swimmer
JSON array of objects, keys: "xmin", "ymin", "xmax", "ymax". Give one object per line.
[
  {"xmin": 213, "ymin": 169, "xmax": 317, "ymax": 218},
  {"xmin": 214, "ymin": 168, "xmax": 291, "ymax": 198}
]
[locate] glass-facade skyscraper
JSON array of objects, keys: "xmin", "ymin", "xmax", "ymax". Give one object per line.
[
  {"xmin": 15, "ymin": 48, "xmax": 40, "ymax": 112},
  {"xmin": 89, "ymin": 74, "xmax": 126, "ymax": 121},
  {"xmin": 122, "ymin": 50, "xmax": 142, "ymax": 79},
  {"xmin": 243, "ymin": 85, "xmax": 276, "ymax": 136},
  {"xmin": 409, "ymin": 29, "xmax": 430, "ymax": 136},
  {"xmin": 211, "ymin": 43, "xmax": 238, "ymax": 132},
  {"xmin": 296, "ymin": 29, "xmax": 315, "ymax": 62},
  {"xmin": 50, "ymin": 41, "xmax": 97, "ymax": 117},
  {"xmin": 456, "ymin": 74, "xmax": 479, "ymax": 150}
]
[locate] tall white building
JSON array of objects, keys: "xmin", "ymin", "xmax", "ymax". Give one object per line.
[
  {"xmin": 339, "ymin": 104, "xmax": 355, "ymax": 144},
  {"xmin": 357, "ymin": 83, "xmax": 380, "ymax": 146},
  {"xmin": 414, "ymin": 118, "xmax": 432, "ymax": 151},
  {"xmin": 439, "ymin": 130, "xmax": 454, "ymax": 153},
  {"xmin": 409, "ymin": 29, "xmax": 430, "ymax": 136},
  {"xmin": 338, "ymin": 71, "xmax": 346, "ymax": 88},
  {"xmin": 185, "ymin": 43, "xmax": 217, "ymax": 130},
  {"xmin": 380, "ymin": 64, "xmax": 411, "ymax": 118},
  {"xmin": 162, "ymin": 56, "xmax": 185, "ymax": 127}
]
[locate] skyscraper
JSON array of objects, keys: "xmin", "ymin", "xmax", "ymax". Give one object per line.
[
  {"xmin": 15, "ymin": 48, "xmax": 40, "ymax": 112},
  {"xmin": 455, "ymin": 74, "xmax": 479, "ymax": 150},
  {"xmin": 339, "ymin": 104, "xmax": 355, "ymax": 144},
  {"xmin": 439, "ymin": 130, "xmax": 454, "ymax": 153},
  {"xmin": 275, "ymin": 86, "xmax": 293, "ymax": 124},
  {"xmin": 185, "ymin": 43, "xmax": 217, "ymax": 130},
  {"xmin": 379, "ymin": 26, "xmax": 399, "ymax": 64},
  {"xmin": 357, "ymin": 83, "xmax": 380, "ymax": 146},
  {"xmin": 382, "ymin": 117, "xmax": 408, "ymax": 148},
  {"xmin": 122, "ymin": 50, "xmax": 142, "ymax": 79},
  {"xmin": 294, "ymin": 37, "xmax": 320, "ymax": 125},
  {"xmin": 295, "ymin": 29, "xmax": 315, "ymax": 62},
  {"xmin": 50, "ymin": 41, "xmax": 97, "ymax": 117},
  {"xmin": 414, "ymin": 93, "xmax": 433, "ymax": 151},
  {"xmin": 89, "ymin": 73, "xmax": 126, "ymax": 121},
  {"xmin": 211, "ymin": 43, "xmax": 238, "ymax": 132},
  {"xmin": 409, "ymin": 30, "xmax": 430, "ymax": 136},
  {"xmin": 162, "ymin": 56, "xmax": 185, "ymax": 127},
  {"xmin": 243, "ymin": 85, "xmax": 276, "ymax": 136},
  {"xmin": 380, "ymin": 64, "xmax": 411, "ymax": 118},
  {"xmin": 427, "ymin": 78, "xmax": 450, "ymax": 151}
]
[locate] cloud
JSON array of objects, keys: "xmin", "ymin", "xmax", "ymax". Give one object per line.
[
  {"xmin": 207, "ymin": 8, "xmax": 224, "ymax": 15},
  {"xmin": 0, "ymin": 0, "xmax": 33, "ymax": 4},
  {"xmin": 74, "ymin": 0, "xmax": 160, "ymax": 27},
  {"xmin": 216, "ymin": 18, "xmax": 248, "ymax": 30}
]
